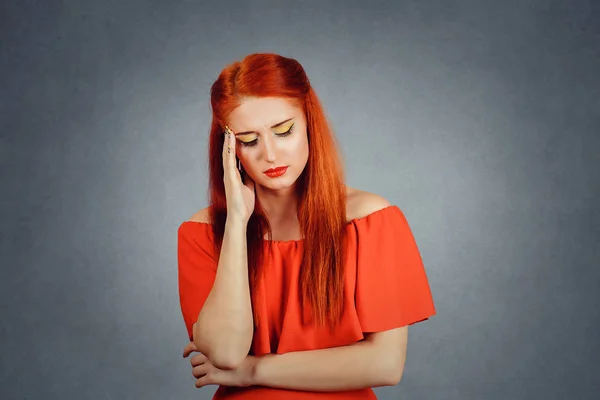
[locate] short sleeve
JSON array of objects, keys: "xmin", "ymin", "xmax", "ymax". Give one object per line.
[
  {"xmin": 354, "ymin": 206, "xmax": 436, "ymax": 332},
  {"xmin": 177, "ymin": 222, "xmax": 218, "ymax": 341}
]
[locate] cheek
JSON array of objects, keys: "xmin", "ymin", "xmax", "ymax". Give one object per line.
[
  {"xmin": 237, "ymin": 147, "xmax": 260, "ymax": 171},
  {"xmin": 287, "ymin": 132, "xmax": 309, "ymax": 154},
  {"xmin": 295, "ymin": 134, "xmax": 309, "ymax": 160},
  {"xmin": 235, "ymin": 146, "xmax": 249, "ymax": 164}
]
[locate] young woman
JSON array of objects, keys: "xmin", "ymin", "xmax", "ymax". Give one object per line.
[{"xmin": 178, "ymin": 53, "xmax": 436, "ymax": 399}]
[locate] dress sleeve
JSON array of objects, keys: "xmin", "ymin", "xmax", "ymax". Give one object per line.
[
  {"xmin": 177, "ymin": 222, "xmax": 218, "ymax": 341},
  {"xmin": 354, "ymin": 206, "xmax": 436, "ymax": 332}
]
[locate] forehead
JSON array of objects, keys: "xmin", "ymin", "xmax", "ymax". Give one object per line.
[{"xmin": 227, "ymin": 97, "xmax": 301, "ymax": 129}]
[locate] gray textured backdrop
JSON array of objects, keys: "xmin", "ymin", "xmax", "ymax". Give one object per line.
[{"xmin": 1, "ymin": 0, "xmax": 599, "ymax": 399}]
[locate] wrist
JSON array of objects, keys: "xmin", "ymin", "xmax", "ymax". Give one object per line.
[
  {"xmin": 244, "ymin": 355, "xmax": 261, "ymax": 386},
  {"xmin": 248, "ymin": 353, "xmax": 276, "ymax": 387},
  {"xmin": 225, "ymin": 216, "xmax": 248, "ymax": 231}
]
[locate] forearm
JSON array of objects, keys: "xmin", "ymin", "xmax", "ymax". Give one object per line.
[
  {"xmin": 196, "ymin": 218, "xmax": 253, "ymax": 369},
  {"xmin": 252, "ymin": 340, "xmax": 399, "ymax": 392}
]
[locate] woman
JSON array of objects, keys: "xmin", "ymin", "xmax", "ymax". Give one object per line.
[{"xmin": 178, "ymin": 53, "xmax": 436, "ymax": 399}]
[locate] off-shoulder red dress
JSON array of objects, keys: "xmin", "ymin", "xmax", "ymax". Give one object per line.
[{"xmin": 177, "ymin": 205, "xmax": 436, "ymax": 399}]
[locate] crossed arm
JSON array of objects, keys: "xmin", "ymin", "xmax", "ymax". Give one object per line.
[
  {"xmin": 186, "ymin": 324, "xmax": 408, "ymax": 392},
  {"xmin": 252, "ymin": 326, "xmax": 408, "ymax": 391}
]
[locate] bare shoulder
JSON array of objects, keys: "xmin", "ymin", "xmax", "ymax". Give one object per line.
[
  {"xmin": 187, "ymin": 207, "xmax": 212, "ymax": 223},
  {"xmin": 345, "ymin": 187, "xmax": 392, "ymax": 222}
]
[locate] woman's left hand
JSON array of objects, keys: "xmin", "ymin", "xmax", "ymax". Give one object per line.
[{"xmin": 183, "ymin": 341, "xmax": 257, "ymax": 389}]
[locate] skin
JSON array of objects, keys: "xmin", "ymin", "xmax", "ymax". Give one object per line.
[
  {"xmin": 227, "ymin": 96, "xmax": 309, "ymax": 240},
  {"xmin": 184, "ymin": 96, "xmax": 409, "ymax": 391}
]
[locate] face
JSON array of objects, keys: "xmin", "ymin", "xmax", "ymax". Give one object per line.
[{"xmin": 226, "ymin": 97, "xmax": 309, "ymax": 191}]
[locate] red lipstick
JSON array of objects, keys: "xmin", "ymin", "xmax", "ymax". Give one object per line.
[{"xmin": 264, "ymin": 166, "xmax": 288, "ymax": 178}]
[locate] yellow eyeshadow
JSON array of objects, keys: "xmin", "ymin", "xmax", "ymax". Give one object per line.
[
  {"xmin": 236, "ymin": 134, "xmax": 258, "ymax": 143},
  {"xmin": 235, "ymin": 121, "xmax": 294, "ymax": 142},
  {"xmin": 273, "ymin": 121, "xmax": 294, "ymax": 134}
]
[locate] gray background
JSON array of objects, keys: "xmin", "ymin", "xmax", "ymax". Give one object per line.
[{"xmin": 1, "ymin": 0, "xmax": 599, "ymax": 399}]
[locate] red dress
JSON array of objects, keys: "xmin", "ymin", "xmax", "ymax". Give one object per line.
[{"xmin": 177, "ymin": 205, "xmax": 436, "ymax": 399}]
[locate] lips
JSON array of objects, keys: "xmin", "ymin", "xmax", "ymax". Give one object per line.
[
  {"xmin": 264, "ymin": 166, "xmax": 288, "ymax": 173},
  {"xmin": 264, "ymin": 166, "xmax": 288, "ymax": 178}
]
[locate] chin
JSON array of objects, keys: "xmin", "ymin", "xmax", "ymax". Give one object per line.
[{"xmin": 256, "ymin": 174, "xmax": 299, "ymax": 191}]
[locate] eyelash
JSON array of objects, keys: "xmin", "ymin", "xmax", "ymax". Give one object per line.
[{"xmin": 240, "ymin": 124, "xmax": 294, "ymax": 147}]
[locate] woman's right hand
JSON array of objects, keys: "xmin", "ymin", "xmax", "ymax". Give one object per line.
[{"xmin": 223, "ymin": 126, "xmax": 256, "ymax": 224}]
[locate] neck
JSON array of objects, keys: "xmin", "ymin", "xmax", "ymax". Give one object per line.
[{"xmin": 255, "ymin": 184, "xmax": 299, "ymax": 225}]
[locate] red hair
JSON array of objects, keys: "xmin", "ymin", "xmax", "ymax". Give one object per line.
[{"xmin": 206, "ymin": 53, "xmax": 347, "ymax": 330}]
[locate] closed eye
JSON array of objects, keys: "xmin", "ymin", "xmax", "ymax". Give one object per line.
[
  {"xmin": 238, "ymin": 124, "xmax": 294, "ymax": 147},
  {"xmin": 275, "ymin": 123, "xmax": 294, "ymax": 137}
]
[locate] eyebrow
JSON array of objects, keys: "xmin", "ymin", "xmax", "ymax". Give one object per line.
[{"xmin": 234, "ymin": 118, "xmax": 294, "ymax": 136}]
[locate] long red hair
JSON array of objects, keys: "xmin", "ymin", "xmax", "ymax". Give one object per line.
[{"xmin": 206, "ymin": 53, "xmax": 347, "ymax": 330}]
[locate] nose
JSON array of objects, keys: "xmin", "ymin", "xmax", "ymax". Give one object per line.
[{"xmin": 261, "ymin": 136, "xmax": 276, "ymax": 163}]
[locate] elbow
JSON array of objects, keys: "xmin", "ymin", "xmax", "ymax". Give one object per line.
[
  {"xmin": 384, "ymin": 368, "xmax": 404, "ymax": 386},
  {"xmin": 211, "ymin": 353, "xmax": 245, "ymax": 370},
  {"xmin": 193, "ymin": 340, "xmax": 247, "ymax": 370},
  {"xmin": 193, "ymin": 322, "xmax": 253, "ymax": 370},
  {"xmin": 382, "ymin": 361, "xmax": 405, "ymax": 387},
  {"xmin": 193, "ymin": 337, "xmax": 249, "ymax": 371},
  {"xmin": 373, "ymin": 347, "xmax": 405, "ymax": 387}
]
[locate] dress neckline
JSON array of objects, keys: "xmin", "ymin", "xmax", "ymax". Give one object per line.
[{"xmin": 180, "ymin": 205, "xmax": 398, "ymax": 244}]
